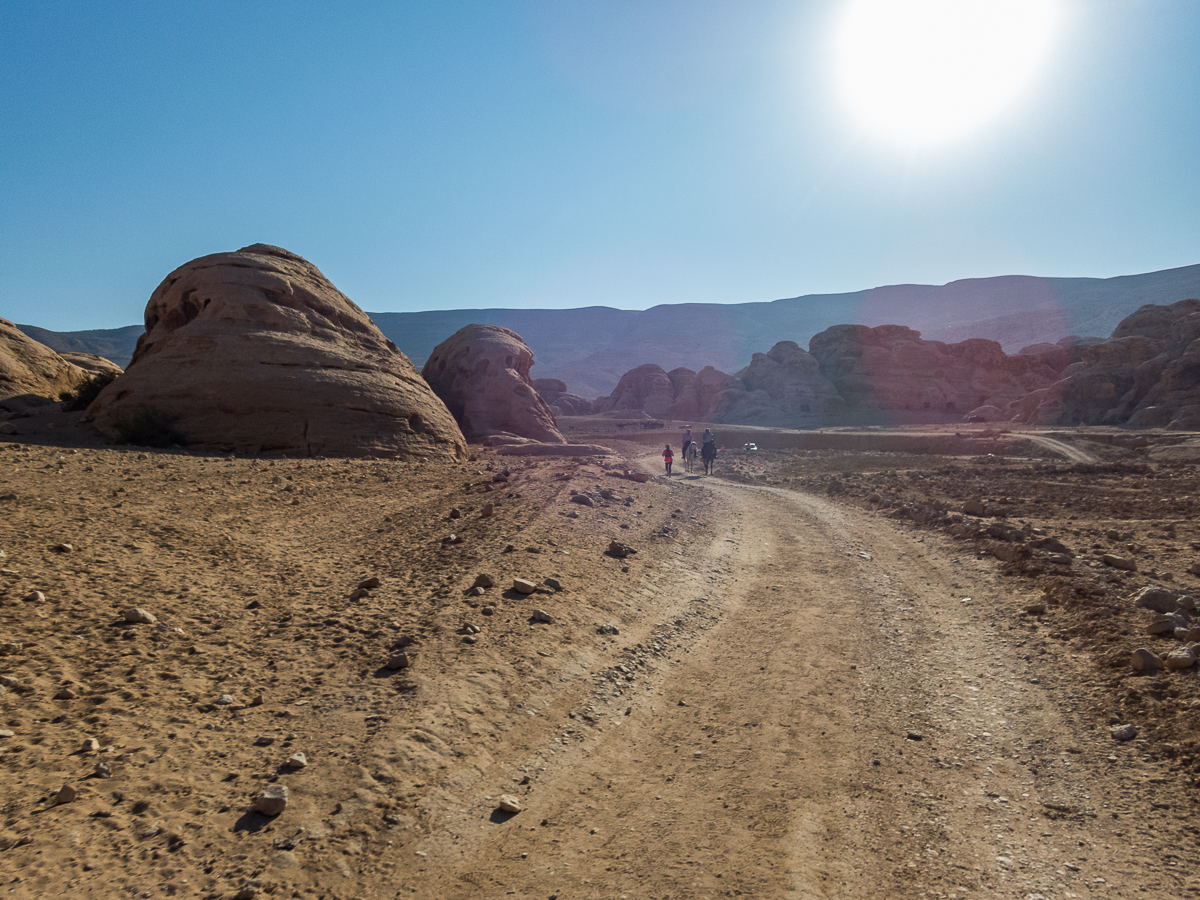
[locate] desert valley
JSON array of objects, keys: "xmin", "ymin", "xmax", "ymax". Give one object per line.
[{"xmin": 2, "ymin": 243, "xmax": 1200, "ymax": 900}]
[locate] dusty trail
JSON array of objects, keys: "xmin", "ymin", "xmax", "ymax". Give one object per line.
[
  {"xmin": 413, "ymin": 467, "xmax": 1186, "ymax": 899},
  {"xmin": 1025, "ymin": 435, "xmax": 1098, "ymax": 464}
]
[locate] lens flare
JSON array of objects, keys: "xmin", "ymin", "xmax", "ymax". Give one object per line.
[{"xmin": 834, "ymin": 0, "xmax": 1061, "ymax": 147}]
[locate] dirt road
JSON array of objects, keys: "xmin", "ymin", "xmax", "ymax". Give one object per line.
[{"xmin": 415, "ymin": 467, "xmax": 1191, "ymax": 899}]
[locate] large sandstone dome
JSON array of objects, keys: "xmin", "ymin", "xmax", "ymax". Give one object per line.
[
  {"xmin": 88, "ymin": 244, "xmax": 467, "ymax": 459},
  {"xmin": 0, "ymin": 318, "xmax": 90, "ymax": 405},
  {"xmin": 421, "ymin": 324, "xmax": 564, "ymax": 443}
]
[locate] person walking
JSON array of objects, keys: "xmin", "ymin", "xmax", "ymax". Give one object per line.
[{"xmin": 662, "ymin": 444, "xmax": 674, "ymax": 474}]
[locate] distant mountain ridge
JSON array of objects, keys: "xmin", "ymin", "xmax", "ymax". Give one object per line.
[{"xmin": 23, "ymin": 263, "xmax": 1200, "ymax": 398}]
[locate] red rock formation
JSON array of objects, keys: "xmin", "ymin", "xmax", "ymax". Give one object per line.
[
  {"xmin": 87, "ymin": 244, "xmax": 467, "ymax": 459},
  {"xmin": 422, "ymin": 325, "xmax": 564, "ymax": 443}
]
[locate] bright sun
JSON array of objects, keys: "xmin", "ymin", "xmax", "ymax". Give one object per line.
[{"xmin": 834, "ymin": 0, "xmax": 1062, "ymax": 147}]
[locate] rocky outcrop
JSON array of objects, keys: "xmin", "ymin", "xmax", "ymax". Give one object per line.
[
  {"xmin": 1009, "ymin": 299, "xmax": 1200, "ymax": 428},
  {"xmin": 87, "ymin": 244, "xmax": 467, "ymax": 459},
  {"xmin": 422, "ymin": 325, "xmax": 563, "ymax": 443},
  {"xmin": 809, "ymin": 324, "xmax": 1059, "ymax": 417},
  {"xmin": 591, "ymin": 364, "xmax": 737, "ymax": 422},
  {"xmin": 708, "ymin": 341, "xmax": 841, "ymax": 425},
  {"xmin": 60, "ymin": 353, "xmax": 123, "ymax": 376},
  {"xmin": 0, "ymin": 318, "xmax": 90, "ymax": 407},
  {"xmin": 532, "ymin": 378, "xmax": 594, "ymax": 417}
]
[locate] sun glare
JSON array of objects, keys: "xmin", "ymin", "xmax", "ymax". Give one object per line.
[{"xmin": 834, "ymin": 0, "xmax": 1061, "ymax": 147}]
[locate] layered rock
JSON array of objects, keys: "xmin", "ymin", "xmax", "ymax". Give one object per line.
[
  {"xmin": 532, "ymin": 378, "xmax": 594, "ymax": 417},
  {"xmin": 422, "ymin": 325, "xmax": 563, "ymax": 443},
  {"xmin": 60, "ymin": 353, "xmax": 123, "ymax": 377},
  {"xmin": 1009, "ymin": 299, "xmax": 1200, "ymax": 428},
  {"xmin": 0, "ymin": 318, "xmax": 90, "ymax": 407},
  {"xmin": 809, "ymin": 324, "xmax": 1059, "ymax": 417},
  {"xmin": 591, "ymin": 364, "xmax": 736, "ymax": 422},
  {"xmin": 708, "ymin": 341, "xmax": 841, "ymax": 425},
  {"xmin": 87, "ymin": 244, "xmax": 467, "ymax": 459}
]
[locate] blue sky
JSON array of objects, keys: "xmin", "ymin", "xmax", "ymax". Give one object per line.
[{"xmin": 2, "ymin": 1, "xmax": 1198, "ymax": 331}]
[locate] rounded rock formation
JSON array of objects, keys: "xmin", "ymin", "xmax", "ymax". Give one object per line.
[
  {"xmin": 0, "ymin": 318, "xmax": 90, "ymax": 406},
  {"xmin": 87, "ymin": 244, "xmax": 466, "ymax": 459},
  {"xmin": 421, "ymin": 325, "xmax": 563, "ymax": 443}
]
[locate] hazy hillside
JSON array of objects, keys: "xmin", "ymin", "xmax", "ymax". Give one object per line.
[{"xmin": 22, "ymin": 264, "xmax": 1200, "ymax": 398}]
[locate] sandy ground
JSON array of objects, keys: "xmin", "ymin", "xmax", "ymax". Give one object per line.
[{"xmin": 1, "ymin": 418, "xmax": 1199, "ymax": 899}]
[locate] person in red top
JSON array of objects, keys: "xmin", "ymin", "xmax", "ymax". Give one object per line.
[{"xmin": 662, "ymin": 444, "xmax": 674, "ymax": 474}]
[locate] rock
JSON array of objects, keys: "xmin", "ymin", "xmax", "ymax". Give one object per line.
[
  {"xmin": 473, "ymin": 573, "xmax": 495, "ymax": 589},
  {"xmin": 54, "ymin": 688, "xmax": 77, "ymax": 700},
  {"xmin": 348, "ymin": 588, "xmax": 370, "ymax": 601},
  {"xmin": 496, "ymin": 794, "xmax": 523, "ymax": 813},
  {"xmin": 234, "ymin": 880, "xmax": 264, "ymax": 900},
  {"xmin": 252, "ymin": 784, "xmax": 289, "ymax": 816},
  {"xmin": 1179, "ymin": 594, "xmax": 1198, "ymax": 612},
  {"xmin": 1023, "ymin": 601, "xmax": 1047, "ymax": 614},
  {"xmin": 1132, "ymin": 585, "xmax": 1179, "ymax": 613},
  {"xmin": 1110, "ymin": 724, "xmax": 1138, "ymax": 742},
  {"xmin": 254, "ymin": 735, "xmax": 275, "ymax": 746},
  {"xmin": 284, "ymin": 752, "xmax": 308, "ymax": 769},
  {"xmin": 449, "ymin": 508, "xmax": 461, "ymax": 519},
  {"xmin": 1189, "ymin": 563, "xmax": 1200, "ymax": 577},
  {"xmin": 356, "ymin": 576, "xmax": 381, "ymax": 590},
  {"xmin": 607, "ymin": 541, "xmax": 636, "ymax": 558},
  {"xmin": 421, "ymin": 324, "xmax": 564, "ymax": 443},
  {"xmin": 0, "ymin": 642, "xmax": 22, "ymax": 656},
  {"xmin": 86, "ymin": 244, "xmax": 467, "ymax": 459},
  {"xmin": 94, "ymin": 761, "xmax": 113, "ymax": 779},
  {"xmin": 962, "ymin": 499, "xmax": 986, "ymax": 516},
  {"xmin": 531, "ymin": 609, "xmax": 553, "ymax": 624},
  {"xmin": 385, "ymin": 651, "xmax": 410, "ymax": 670},
  {"xmin": 480, "ymin": 503, "xmax": 495, "ymax": 518},
  {"xmin": 569, "ymin": 494, "xmax": 595, "ymax": 507},
  {"xmin": 1102, "ymin": 554, "xmax": 1137, "ymax": 572},
  {"xmin": 215, "ymin": 693, "xmax": 235, "ymax": 706},
  {"xmin": 808, "ymin": 324, "xmax": 1058, "ymax": 419},
  {"xmin": 467, "ymin": 586, "xmax": 485, "ymax": 597},
  {"xmin": 50, "ymin": 543, "xmax": 73, "ymax": 553},
  {"xmin": 54, "ymin": 784, "xmax": 78, "ymax": 805},
  {"xmin": 512, "ymin": 578, "xmax": 537, "ymax": 594},
  {"xmin": 1165, "ymin": 647, "xmax": 1197, "ymax": 670},
  {"xmin": 1029, "ymin": 536, "xmax": 1072, "ymax": 555},
  {"xmin": 544, "ymin": 578, "xmax": 563, "ymax": 591},
  {"xmin": 0, "ymin": 318, "xmax": 91, "ymax": 404},
  {"xmin": 1131, "ymin": 648, "xmax": 1163, "ymax": 671},
  {"xmin": 481, "ymin": 606, "xmax": 495, "ymax": 616},
  {"xmin": 123, "ymin": 607, "xmax": 158, "ymax": 624},
  {"xmin": 21, "ymin": 590, "xmax": 45, "ymax": 603},
  {"xmin": 597, "ymin": 624, "xmax": 620, "ymax": 635}
]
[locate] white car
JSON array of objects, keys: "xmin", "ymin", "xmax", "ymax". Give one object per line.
[{"xmin": 743, "ymin": 442, "xmax": 758, "ymax": 451}]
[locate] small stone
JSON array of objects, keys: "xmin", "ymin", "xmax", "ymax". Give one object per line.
[
  {"xmin": 0, "ymin": 729, "xmax": 13, "ymax": 738},
  {"xmin": 284, "ymin": 752, "xmax": 308, "ymax": 769},
  {"xmin": 531, "ymin": 609, "xmax": 553, "ymax": 624},
  {"xmin": 94, "ymin": 761, "xmax": 112, "ymax": 779},
  {"xmin": 1131, "ymin": 648, "xmax": 1163, "ymax": 671},
  {"xmin": 1132, "ymin": 585, "xmax": 1179, "ymax": 613},
  {"xmin": 1165, "ymin": 647, "xmax": 1197, "ymax": 670},
  {"xmin": 1111, "ymin": 724, "xmax": 1138, "ymax": 742},
  {"xmin": 597, "ymin": 624, "xmax": 620, "ymax": 636},
  {"xmin": 467, "ymin": 586, "xmax": 485, "ymax": 597},
  {"xmin": 497, "ymin": 794, "xmax": 523, "ymax": 813},
  {"xmin": 254, "ymin": 735, "xmax": 276, "ymax": 746},
  {"xmin": 472, "ymin": 573, "xmax": 495, "ymax": 589},
  {"xmin": 481, "ymin": 606, "xmax": 495, "ymax": 616},
  {"xmin": 480, "ymin": 503, "xmax": 495, "ymax": 518},
  {"xmin": 357, "ymin": 576, "xmax": 381, "ymax": 590},
  {"xmin": 348, "ymin": 588, "xmax": 370, "ymax": 601},
  {"xmin": 1102, "ymin": 554, "xmax": 1137, "ymax": 572},
  {"xmin": 54, "ymin": 688, "xmax": 77, "ymax": 700},
  {"xmin": 607, "ymin": 541, "xmax": 635, "ymax": 558},
  {"xmin": 442, "ymin": 533, "xmax": 462, "ymax": 545},
  {"xmin": 463, "ymin": 634, "xmax": 478, "ymax": 644},
  {"xmin": 22, "ymin": 590, "xmax": 45, "ymax": 603},
  {"xmin": 1023, "ymin": 601, "xmax": 1047, "ymax": 615},
  {"xmin": 0, "ymin": 642, "xmax": 23, "ymax": 656},
  {"xmin": 385, "ymin": 651, "xmax": 411, "ymax": 670},
  {"xmin": 544, "ymin": 578, "xmax": 563, "ymax": 591},
  {"xmin": 81, "ymin": 738, "xmax": 100, "ymax": 753},
  {"xmin": 570, "ymin": 494, "xmax": 594, "ymax": 507},
  {"xmin": 54, "ymin": 784, "xmax": 78, "ymax": 805},
  {"xmin": 906, "ymin": 731, "xmax": 924, "ymax": 741},
  {"xmin": 51, "ymin": 543, "xmax": 73, "ymax": 553},
  {"xmin": 248, "ymin": 694, "xmax": 264, "ymax": 707},
  {"xmin": 123, "ymin": 608, "xmax": 158, "ymax": 625},
  {"xmin": 449, "ymin": 507, "xmax": 462, "ymax": 519},
  {"xmin": 513, "ymin": 578, "xmax": 537, "ymax": 594},
  {"xmin": 253, "ymin": 784, "xmax": 289, "ymax": 816},
  {"xmin": 234, "ymin": 879, "xmax": 264, "ymax": 900},
  {"xmin": 962, "ymin": 498, "xmax": 985, "ymax": 516},
  {"xmin": 214, "ymin": 694, "xmax": 235, "ymax": 706}
]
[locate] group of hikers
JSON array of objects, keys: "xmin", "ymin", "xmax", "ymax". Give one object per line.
[{"xmin": 663, "ymin": 426, "xmax": 717, "ymax": 475}]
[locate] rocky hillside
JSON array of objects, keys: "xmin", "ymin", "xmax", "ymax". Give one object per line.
[{"xmin": 25, "ymin": 263, "xmax": 1200, "ymax": 397}]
